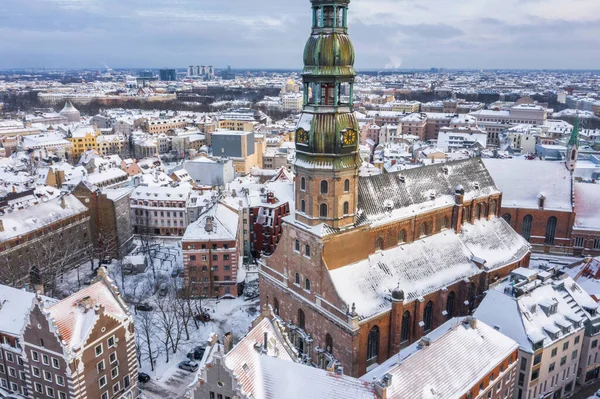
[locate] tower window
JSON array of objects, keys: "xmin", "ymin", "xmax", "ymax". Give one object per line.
[
  {"xmin": 343, "ymin": 201, "xmax": 349, "ymax": 215},
  {"xmin": 344, "ymin": 179, "xmax": 350, "ymax": 192},
  {"xmin": 294, "ymin": 240, "xmax": 300, "ymax": 252},
  {"xmin": 399, "ymin": 229, "xmax": 406, "ymax": 243},
  {"xmin": 320, "ymin": 180, "xmax": 328, "ymax": 194},
  {"xmin": 305, "ymin": 278, "xmax": 310, "ymax": 291},
  {"xmin": 301, "ymin": 177, "xmax": 306, "ymax": 191},
  {"xmin": 301, "ymin": 200, "xmax": 306, "ymax": 213},
  {"xmin": 423, "ymin": 301, "xmax": 434, "ymax": 332},
  {"xmin": 320, "ymin": 203, "xmax": 328, "ymax": 218},
  {"xmin": 305, "ymin": 244, "xmax": 311, "ymax": 258},
  {"xmin": 376, "ymin": 237, "xmax": 384, "ymax": 251},
  {"xmin": 295, "ymin": 273, "xmax": 300, "ymax": 285},
  {"xmin": 367, "ymin": 326, "xmax": 379, "ymax": 365}
]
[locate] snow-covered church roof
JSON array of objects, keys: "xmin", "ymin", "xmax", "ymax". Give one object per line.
[
  {"xmin": 357, "ymin": 158, "xmax": 500, "ymax": 227},
  {"xmin": 330, "ymin": 217, "xmax": 530, "ymax": 320}
]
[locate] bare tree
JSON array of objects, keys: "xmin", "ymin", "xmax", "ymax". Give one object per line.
[
  {"xmin": 26, "ymin": 220, "xmax": 91, "ymax": 295},
  {"xmin": 135, "ymin": 213, "xmax": 157, "ymax": 280},
  {"xmin": 135, "ymin": 310, "xmax": 160, "ymax": 372}
]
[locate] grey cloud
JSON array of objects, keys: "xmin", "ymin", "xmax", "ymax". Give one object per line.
[{"xmin": 0, "ymin": 0, "xmax": 598, "ymax": 69}]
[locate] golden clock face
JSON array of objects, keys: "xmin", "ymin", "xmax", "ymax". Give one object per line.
[
  {"xmin": 296, "ymin": 128, "xmax": 308, "ymax": 144},
  {"xmin": 343, "ymin": 129, "xmax": 357, "ymax": 146}
]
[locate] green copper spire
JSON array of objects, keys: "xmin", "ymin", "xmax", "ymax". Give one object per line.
[{"xmin": 569, "ymin": 114, "xmax": 579, "ymax": 147}]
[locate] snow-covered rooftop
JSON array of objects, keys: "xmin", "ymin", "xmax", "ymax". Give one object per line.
[
  {"xmin": 329, "ymin": 217, "xmax": 529, "ymax": 320},
  {"xmin": 483, "ymin": 159, "xmax": 572, "ymax": 212},
  {"xmin": 573, "ymin": 183, "xmax": 600, "ymax": 232},
  {"xmin": 183, "ymin": 203, "xmax": 238, "ymax": 242},
  {"xmin": 0, "ymin": 286, "xmax": 57, "ymax": 336},
  {"xmin": 361, "ymin": 318, "xmax": 518, "ymax": 399}
]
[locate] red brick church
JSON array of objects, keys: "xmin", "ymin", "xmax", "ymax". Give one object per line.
[{"xmin": 258, "ymin": 0, "xmax": 531, "ymax": 377}]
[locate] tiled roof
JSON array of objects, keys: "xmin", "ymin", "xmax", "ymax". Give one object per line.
[
  {"xmin": 358, "ymin": 158, "xmax": 499, "ymax": 227},
  {"xmin": 46, "ymin": 279, "xmax": 129, "ymax": 353}
]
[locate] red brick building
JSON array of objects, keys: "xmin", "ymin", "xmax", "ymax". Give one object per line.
[
  {"xmin": 258, "ymin": 0, "xmax": 530, "ymax": 378},
  {"xmin": 183, "ymin": 203, "xmax": 242, "ymax": 298}
]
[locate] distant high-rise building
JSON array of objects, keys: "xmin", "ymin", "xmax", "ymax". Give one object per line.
[
  {"xmin": 138, "ymin": 70, "xmax": 153, "ymax": 78},
  {"xmin": 159, "ymin": 69, "xmax": 177, "ymax": 81},
  {"xmin": 188, "ymin": 65, "xmax": 194, "ymax": 77}
]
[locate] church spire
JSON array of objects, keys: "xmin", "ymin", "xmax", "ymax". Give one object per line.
[
  {"xmin": 294, "ymin": 0, "xmax": 360, "ymax": 230},
  {"xmin": 566, "ymin": 113, "xmax": 579, "ymax": 172}
]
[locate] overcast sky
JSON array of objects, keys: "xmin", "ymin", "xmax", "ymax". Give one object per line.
[{"xmin": 1, "ymin": 0, "xmax": 599, "ymax": 70}]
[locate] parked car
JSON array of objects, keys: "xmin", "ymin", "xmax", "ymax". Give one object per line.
[
  {"xmin": 135, "ymin": 303, "xmax": 154, "ymax": 312},
  {"xmin": 178, "ymin": 360, "xmax": 199, "ymax": 372},
  {"xmin": 178, "ymin": 269, "xmax": 185, "ymax": 277},
  {"xmin": 171, "ymin": 269, "xmax": 179, "ymax": 278},
  {"xmin": 187, "ymin": 346, "xmax": 206, "ymax": 361},
  {"xmin": 138, "ymin": 373, "xmax": 151, "ymax": 383}
]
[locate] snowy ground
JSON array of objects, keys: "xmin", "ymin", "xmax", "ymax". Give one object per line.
[{"xmin": 56, "ymin": 239, "xmax": 260, "ymax": 398}]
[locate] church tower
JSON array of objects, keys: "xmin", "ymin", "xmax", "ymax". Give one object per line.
[
  {"xmin": 294, "ymin": 0, "xmax": 360, "ymax": 229},
  {"xmin": 566, "ymin": 114, "xmax": 579, "ymax": 172}
]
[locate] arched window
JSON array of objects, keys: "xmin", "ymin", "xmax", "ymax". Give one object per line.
[
  {"xmin": 446, "ymin": 292, "xmax": 455, "ymax": 320},
  {"xmin": 375, "ymin": 237, "xmax": 384, "ymax": 251},
  {"xmin": 305, "ymin": 278, "xmax": 310, "ymax": 291},
  {"xmin": 399, "ymin": 229, "xmax": 406, "ymax": 243},
  {"xmin": 294, "ymin": 240, "xmax": 300, "ymax": 252},
  {"xmin": 325, "ymin": 334, "xmax": 333, "ymax": 354},
  {"xmin": 301, "ymin": 177, "xmax": 306, "ymax": 191},
  {"xmin": 419, "ymin": 223, "xmax": 427, "ymax": 237},
  {"xmin": 300, "ymin": 199, "xmax": 306, "ymax": 213},
  {"xmin": 571, "ymin": 150, "xmax": 576, "ymax": 161},
  {"xmin": 490, "ymin": 200, "xmax": 497, "ymax": 216},
  {"xmin": 343, "ymin": 201, "xmax": 349, "ymax": 215},
  {"xmin": 545, "ymin": 217, "xmax": 558, "ymax": 245},
  {"xmin": 320, "ymin": 203, "xmax": 328, "ymax": 218},
  {"xmin": 463, "ymin": 207, "xmax": 470, "ymax": 223},
  {"xmin": 367, "ymin": 326, "xmax": 379, "ymax": 364},
  {"xmin": 320, "ymin": 180, "xmax": 328, "ymax": 194},
  {"xmin": 297, "ymin": 308, "xmax": 305, "ymax": 330},
  {"xmin": 474, "ymin": 205, "xmax": 480, "ymax": 220},
  {"xmin": 305, "ymin": 244, "xmax": 311, "ymax": 258},
  {"xmin": 401, "ymin": 311, "xmax": 410, "ymax": 343},
  {"xmin": 423, "ymin": 301, "xmax": 434, "ymax": 332},
  {"xmin": 273, "ymin": 298, "xmax": 279, "ymax": 315},
  {"xmin": 440, "ymin": 217, "xmax": 448, "ymax": 230},
  {"xmin": 344, "ymin": 179, "xmax": 350, "ymax": 192},
  {"xmin": 480, "ymin": 203, "xmax": 487, "ymax": 218},
  {"xmin": 295, "ymin": 273, "xmax": 300, "ymax": 285},
  {"xmin": 522, "ymin": 215, "xmax": 533, "ymax": 241},
  {"xmin": 502, "ymin": 213, "xmax": 511, "ymax": 224}
]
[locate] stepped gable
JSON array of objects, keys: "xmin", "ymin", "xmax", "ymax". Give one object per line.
[{"xmin": 358, "ymin": 157, "xmax": 499, "ymax": 226}]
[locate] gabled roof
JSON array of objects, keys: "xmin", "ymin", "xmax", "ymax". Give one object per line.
[
  {"xmin": 362, "ymin": 318, "xmax": 518, "ymax": 399},
  {"xmin": 483, "ymin": 159, "xmax": 572, "ymax": 212},
  {"xmin": 329, "ymin": 217, "xmax": 529, "ymax": 320},
  {"xmin": 358, "ymin": 158, "xmax": 499, "ymax": 227},
  {"xmin": 46, "ymin": 276, "xmax": 129, "ymax": 353}
]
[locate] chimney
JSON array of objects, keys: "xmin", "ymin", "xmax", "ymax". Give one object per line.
[
  {"xmin": 464, "ymin": 316, "xmax": 478, "ymax": 329},
  {"xmin": 335, "ymin": 365, "xmax": 343, "ymax": 375},
  {"xmin": 454, "ymin": 185, "xmax": 465, "ymax": 205},
  {"xmin": 60, "ymin": 196, "xmax": 67, "ymax": 209},
  {"xmin": 375, "ymin": 373, "xmax": 393, "ymax": 399}
]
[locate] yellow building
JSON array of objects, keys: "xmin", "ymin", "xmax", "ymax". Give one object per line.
[
  {"xmin": 390, "ymin": 101, "xmax": 421, "ymax": 113},
  {"xmin": 67, "ymin": 125, "xmax": 100, "ymax": 160},
  {"xmin": 218, "ymin": 119, "xmax": 258, "ymax": 132},
  {"xmin": 96, "ymin": 134, "xmax": 126, "ymax": 156}
]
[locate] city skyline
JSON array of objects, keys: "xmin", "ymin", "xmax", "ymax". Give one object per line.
[{"xmin": 1, "ymin": 0, "xmax": 600, "ymax": 70}]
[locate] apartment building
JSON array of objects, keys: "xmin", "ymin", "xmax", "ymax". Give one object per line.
[
  {"xmin": 475, "ymin": 269, "xmax": 593, "ymax": 399},
  {"xmin": 66, "ymin": 125, "xmax": 100, "ymax": 161},
  {"xmin": 145, "ymin": 118, "xmax": 189, "ymax": 135},
  {"xmin": 182, "ymin": 203, "xmax": 241, "ymax": 298},
  {"xmin": 129, "ymin": 184, "xmax": 198, "ymax": 237},
  {"xmin": 470, "ymin": 104, "xmax": 548, "ymax": 146},
  {"xmin": 0, "ymin": 195, "xmax": 91, "ymax": 289},
  {"xmin": 0, "ymin": 269, "xmax": 138, "ymax": 399}
]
